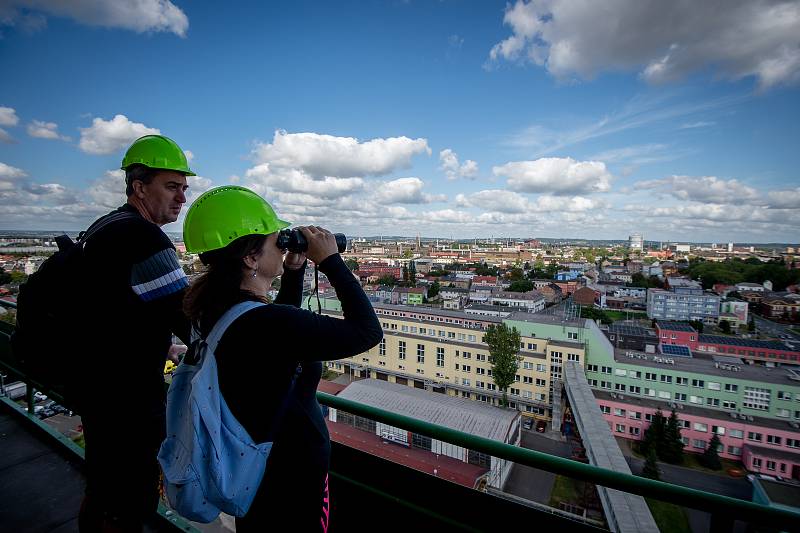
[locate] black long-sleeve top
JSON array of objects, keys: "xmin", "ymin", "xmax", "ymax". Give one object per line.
[{"xmin": 214, "ymin": 253, "xmax": 382, "ymax": 482}]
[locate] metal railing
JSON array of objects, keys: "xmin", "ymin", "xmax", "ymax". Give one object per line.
[{"xmin": 1, "ymin": 299, "xmax": 799, "ymax": 530}]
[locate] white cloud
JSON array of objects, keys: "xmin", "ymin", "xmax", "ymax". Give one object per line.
[
  {"xmin": 0, "ymin": 162, "xmax": 27, "ymax": 181},
  {"xmin": 374, "ymin": 177, "xmax": 446, "ymax": 205},
  {"xmin": 766, "ymin": 188, "xmax": 800, "ymax": 209},
  {"xmin": 183, "ymin": 150, "xmax": 194, "ymax": 162},
  {"xmin": 245, "ymin": 164, "xmax": 364, "ymax": 199},
  {"xmin": 495, "ymin": 157, "xmax": 612, "ymax": 195},
  {"xmin": 0, "ymin": 106, "xmax": 19, "ymax": 127},
  {"xmin": 2, "ymin": 0, "xmax": 189, "ymax": 37},
  {"xmin": 253, "ymin": 130, "xmax": 430, "ymax": 178},
  {"xmin": 26, "ymin": 119, "xmax": 69, "ymax": 140},
  {"xmin": 439, "ymin": 149, "xmax": 478, "ymax": 180},
  {"xmin": 488, "ymin": 0, "xmax": 800, "ymax": 89},
  {"xmin": 634, "ymin": 175, "xmax": 760, "ymax": 204},
  {"xmin": 79, "ymin": 114, "xmax": 160, "ymax": 155},
  {"xmin": 455, "ymin": 189, "xmax": 531, "ymax": 213},
  {"xmin": 88, "ymin": 169, "xmax": 126, "ymax": 208},
  {"xmin": 680, "ymin": 121, "xmax": 716, "ymax": 129}
]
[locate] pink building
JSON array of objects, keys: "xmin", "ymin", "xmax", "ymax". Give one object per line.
[
  {"xmin": 595, "ymin": 392, "xmax": 800, "ymax": 480},
  {"xmin": 655, "ymin": 322, "xmax": 698, "ymax": 346}
]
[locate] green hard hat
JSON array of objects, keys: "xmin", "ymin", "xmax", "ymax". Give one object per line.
[
  {"xmin": 121, "ymin": 134, "xmax": 195, "ymax": 176},
  {"xmin": 183, "ymin": 185, "xmax": 290, "ymax": 254}
]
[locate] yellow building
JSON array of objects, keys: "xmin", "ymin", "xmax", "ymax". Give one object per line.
[{"xmin": 326, "ymin": 304, "xmax": 586, "ymax": 423}]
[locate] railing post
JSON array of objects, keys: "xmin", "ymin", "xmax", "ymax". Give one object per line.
[{"xmin": 26, "ymin": 381, "xmax": 35, "ymax": 416}]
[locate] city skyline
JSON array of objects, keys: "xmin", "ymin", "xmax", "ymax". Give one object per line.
[{"xmin": 1, "ymin": 1, "xmax": 799, "ymax": 242}]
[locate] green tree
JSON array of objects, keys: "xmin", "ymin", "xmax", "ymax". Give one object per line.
[
  {"xmin": 661, "ymin": 409, "xmax": 685, "ymax": 464},
  {"xmin": 485, "ymin": 323, "xmax": 522, "ymax": 407},
  {"xmin": 427, "ymin": 280, "xmax": 440, "ymax": 298},
  {"xmin": 508, "ymin": 280, "xmax": 534, "ymax": 293},
  {"xmin": 641, "ymin": 408, "xmax": 666, "ymax": 457},
  {"xmin": 377, "ymin": 274, "xmax": 397, "ymax": 287},
  {"xmin": 701, "ymin": 434, "xmax": 723, "ymax": 470},
  {"xmin": 719, "ymin": 320, "xmax": 732, "ymax": 334},
  {"xmin": 402, "ymin": 249, "xmax": 413, "ymax": 259},
  {"xmin": 689, "ymin": 320, "xmax": 704, "ymax": 333},
  {"xmin": 408, "ymin": 261, "xmax": 417, "ymax": 287},
  {"xmin": 0, "ymin": 267, "xmax": 11, "ymax": 285},
  {"xmin": 507, "ymin": 267, "xmax": 524, "ymax": 281},
  {"xmin": 345, "ymin": 258, "xmax": 359, "ymax": 271},
  {"xmin": 642, "ymin": 448, "xmax": 660, "ymax": 480}
]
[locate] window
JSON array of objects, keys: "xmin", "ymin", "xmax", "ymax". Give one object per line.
[
  {"xmin": 645, "ymin": 388, "xmax": 656, "ymax": 397},
  {"xmin": 436, "ymin": 347, "xmax": 445, "ymax": 367},
  {"xmin": 601, "ymin": 366, "xmax": 612, "ymax": 374},
  {"xmin": 614, "ymin": 408, "xmax": 626, "ymax": 417},
  {"xmin": 587, "ymin": 364, "xmax": 598, "ymax": 372},
  {"xmin": 476, "ymin": 380, "xmax": 484, "ymax": 389},
  {"xmin": 523, "ymin": 375, "xmax": 532, "ymax": 384},
  {"xmin": 660, "ymin": 375, "xmax": 672, "ymax": 384},
  {"xmin": 448, "ymin": 331, "xmax": 455, "ymax": 339},
  {"xmin": 712, "ymin": 425, "xmax": 725, "ymax": 436},
  {"xmin": 462, "ymin": 365, "xmax": 471, "ymax": 372},
  {"xmin": 438, "ymin": 330, "xmax": 445, "ymax": 337},
  {"xmin": 379, "ymin": 338, "xmax": 386, "ymax": 356},
  {"xmin": 629, "ymin": 427, "xmax": 640, "ymax": 436},
  {"xmin": 729, "ymin": 429, "xmax": 743, "ymax": 439},
  {"xmin": 411, "ymin": 326, "xmax": 418, "ymax": 333},
  {"xmin": 629, "ymin": 371, "xmax": 641, "ymax": 379},
  {"xmin": 416, "ymin": 368, "xmax": 424, "ymax": 374},
  {"xmin": 401, "ymin": 325, "xmax": 408, "ymax": 332},
  {"xmin": 778, "ymin": 391, "xmax": 792, "ymax": 400},
  {"xmin": 630, "ymin": 386, "xmax": 642, "ymax": 394},
  {"xmin": 724, "ymin": 383, "xmax": 738, "ymax": 393},
  {"xmin": 747, "ymin": 432, "xmax": 763, "ymax": 442},
  {"xmin": 629, "ymin": 411, "xmax": 642, "ymax": 420},
  {"xmin": 723, "ymin": 400, "xmax": 737, "ymax": 410},
  {"xmin": 706, "ymin": 398, "xmax": 720, "ymax": 407},
  {"xmin": 462, "ymin": 378, "xmax": 470, "ymax": 386},
  {"xmin": 678, "ymin": 419, "xmax": 690, "ymax": 429},
  {"xmin": 646, "ymin": 372, "xmax": 657, "ymax": 381},
  {"xmin": 743, "ymin": 387, "xmax": 771, "ymax": 411},
  {"xmin": 692, "ymin": 379, "xmax": 705, "ymax": 388},
  {"xmin": 692, "ymin": 439, "xmax": 706, "ymax": 449},
  {"xmin": 786, "ymin": 438, "xmax": 800, "ymax": 448},
  {"xmin": 476, "ymin": 367, "xmax": 486, "ymax": 375},
  {"xmin": 615, "ymin": 383, "xmax": 626, "ymax": 392},
  {"xmin": 601, "ymin": 381, "xmax": 612, "ymax": 389},
  {"xmin": 398, "ymin": 340, "xmax": 406, "ymax": 360},
  {"xmin": 727, "ymin": 446, "xmax": 742, "ymax": 456},
  {"xmin": 510, "ymin": 387, "xmax": 519, "ymax": 395},
  {"xmin": 468, "ymin": 334, "xmax": 476, "ymax": 342},
  {"xmin": 417, "ymin": 344, "xmax": 425, "ymax": 364},
  {"xmin": 600, "ymin": 405, "xmax": 611, "ymax": 414},
  {"xmin": 658, "ymin": 391, "xmax": 671, "ymax": 399},
  {"xmin": 567, "ymin": 353, "xmax": 580, "ymax": 362},
  {"xmin": 476, "ymin": 353, "xmax": 486, "ymax": 361},
  {"xmin": 766, "ymin": 435, "xmax": 782, "ymax": 445},
  {"xmin": 589, "ymin": 379, "xmax": 598, "ymax": 386},
  {"xmin": 537, "ymin": 364, "xmax": 546, "ymax": 372},
  {"xmin": 693, "ymin": 422, "xmax": 708, "ymax": 432},
  {"xmin": 766, "ymin": 461, "xmax": 776, "ymax": 471},
  {"xmin": 674, "ymin": 393, "xmax": 687, "ymax": 402},
  {"xmin": 568, "ymin": 331, "xmax": 578, "ymax": 340},
  {"xmin": 615, "ymin": 424, "xmax": 626, "ymax": 433},
  {"xmin": 462, "ymin": 351, "xmax": 471, "ymax": 359},
  {"xmin": 536, "ymin": 378, "xmax": 546, "ymax": 387},
  {"xmin": 689, "ymin": 395, "xmax": 703, "ymax": 404},
  {"xmin": 776, "ymin": 408, "xmax": 790, "ymax": 418},
  {"xmin": 676, "ymin": 377, "xmax": 688, "ymax": 386},
  {"xmin": 752, "ymin": 458, "xmax": 762, "ymax": 468},
  {"xmin": 708, "ymin": 382, "xmax": 721, "ymax": 391},
  {"xmin": 419, "ymin": 328, "xmax": 427, "ymax": 334}
]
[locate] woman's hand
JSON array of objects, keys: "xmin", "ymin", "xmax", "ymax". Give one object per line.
[
  {"xmin": 299, "ymin": 226, "xmax": 338, "ymax": 265},
  {"xmin": 284, "ymin": 251, "xmax": 306, "ymax": 270}
]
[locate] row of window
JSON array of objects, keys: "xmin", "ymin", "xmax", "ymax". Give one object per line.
[{"xmin": 381, "ymin": 322, "xmax": 481, "ymax": 342}]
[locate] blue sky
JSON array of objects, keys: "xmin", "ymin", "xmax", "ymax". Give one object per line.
[{"xmin": 0, "ymin": 0, "xmax": 798, "ymax": 243}]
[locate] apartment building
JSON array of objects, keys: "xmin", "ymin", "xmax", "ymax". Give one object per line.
[
  {"xmin": 647, "ymin": 288, "xmax": 721, "ymax": 323},
  {"xmin": 328, "ymin": 304, "xmax": 585, "ymax": 421}
]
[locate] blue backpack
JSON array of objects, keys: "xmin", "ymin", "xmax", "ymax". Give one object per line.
[{"xmin": 158, "ymin": 301, "xmax": 299, "ymax": 523}]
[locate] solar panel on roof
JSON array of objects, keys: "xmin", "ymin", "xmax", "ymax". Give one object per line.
[
  {"xmin": 698, "ymin": 335, "xmax": 786, "ymax": 350},
  {"xmin": 657, "ymin": 321, "xmax": 696, "ymax": 332},
  {"xmin": 661, "ymin": 344, "xmax": 692, "ymax": 357}
]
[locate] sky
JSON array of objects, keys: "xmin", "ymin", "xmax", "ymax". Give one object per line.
[{"xmin": 0, "ymin": 0, "xmax": 799, "ymax": 243}]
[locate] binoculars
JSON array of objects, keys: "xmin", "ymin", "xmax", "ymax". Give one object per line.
[{"xmin": 276, "ymin": 228, "xmax": 347, "ymax": 254}]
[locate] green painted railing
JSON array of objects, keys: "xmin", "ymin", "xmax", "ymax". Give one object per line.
[
  {"xmin": 1, "ymin": 299, "xmax": 799, "ymax": 530},
  {"xmin": 315, "ymin": 394, "xmax": 800, "ymax": 530}
]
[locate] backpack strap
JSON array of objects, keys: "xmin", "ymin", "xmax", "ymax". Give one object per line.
[
  {"xmin": 203, "ymin": 300, "xmax": 302, "ymax": 443},
  {"xmin": 77, "ymin": 210, "xmax": 140, "ymax": 245}
]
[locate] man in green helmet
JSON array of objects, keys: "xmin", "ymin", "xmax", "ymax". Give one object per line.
[{"xmin": 77, "ymin": 135, "xmax": 194, "ymax": 532}]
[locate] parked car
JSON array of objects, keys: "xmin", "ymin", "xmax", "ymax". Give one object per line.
[
  {"xmin": 522, "ymin": 418, "xmax": 533, "ymax": 430},
  {"xmin": 33, "ymin": 392, "xmax": 48, "ymax": 402},
  {"xmin": 535, "ymin": 420, "xmax": 547, "ymax": 433}
]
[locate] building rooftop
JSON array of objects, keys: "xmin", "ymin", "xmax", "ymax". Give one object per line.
[
  {"xmin": 336, "ymin": 379, "xmax": 518, "ymax": 442},
  {"xmin": 612, "ymin": 347, "xmax": 800, "ymax": 387},
  {"xmin": 755, "ymin": 477, "xmax": 800, "ymax": 509},
  {"xmin": 372, "ymin": 302, "xmax": 502, "ymax": 323},
  {"xmin": 744, "ymin": 444, "xmax": 800, "ymax": 463},
  {"xmin": 608, "ymin": 324, "xmax": 657, "ymax": 337},
  {"xmin": 698, "ymin": 334, "xmax": 789, "ymax": 351},
  {"xmin": 656, "ymin": 321, "xmax": 697, "ymax": 332}
]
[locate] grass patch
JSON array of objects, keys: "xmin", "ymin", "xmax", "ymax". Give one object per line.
[
  {"xmin": 682, "ymin": 453, "xmax": 742, "ymax": 476},
  {"xmin": 646, "ymin": 498, "xmax": 691, "ymax": 533},
  {"xmin": 604, "ymin": 310, "xmax": 646, "ymax": 321},
  {"xmin": 549, "ymin": 475, "xmax": 585, "ymax": 507}
]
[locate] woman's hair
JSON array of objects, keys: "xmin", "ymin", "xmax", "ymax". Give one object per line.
[{"xmin": 184, "ymin": 233, "xmax": 269, "ymax": 336}]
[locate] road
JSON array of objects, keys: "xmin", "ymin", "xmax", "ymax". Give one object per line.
[
  {"xmin": 504, "ymin": 429, "xmax": 571, "ymax": 504},
  {"xmin": 753, "ymin": 315, "xmax": 800, "ymax": 345}
]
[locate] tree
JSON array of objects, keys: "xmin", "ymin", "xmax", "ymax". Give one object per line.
[
  {"xmin": 748, "ymin": 317, "xmax": 756, "ymax": 332},
  {"xmin": 507, "ymin": 267, "xmax": 524, "ymax": 281},
  {"xmin": 345, "ymin": 258, "xmax": 359, "ymax": 271},
  {"xmin": 661, "ymin": 409, "xmax": 685, "ymax": 464},
  {"xmin": 427, "ymin": 280, "xmax": 440, "ymax": 298},
  {"xmin": 0, "ymin": 267, "xmax": 12, "ymax": 285},
  {"xmin": 641, "ymin": 448, "xmax": 660, "ymax": 480},
  {"xmin": 484, "ymin": 323, "xmax": 521, "ymax": 407},
  {"xmin": 689, "ymin": 320, "xmax": 704, "ymax": 333},
  {"xmin": 377, "ymin": 274, "xmax": 397, "ymax": 287},
  {"xmin": 719, "ymin": 320, "xmax": 732, "ymax": 334},
  {"xmin": 701, "ymin": 434, "xmax": 723, "ymax": 470},
  {"xmin": 408, "ymin": 261, "xmax": 417, "ymax": 287},
  {"xmin": 508, "ymin": 280, "xmax": 534, "ymax": 293},
  {"xmin": 641, "ymin": 408, "xmax": 666, "ymax": 457}
]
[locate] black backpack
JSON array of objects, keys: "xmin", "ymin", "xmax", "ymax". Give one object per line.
[{"xmin": 11, "ymin": 211, "xmax": 136, "ymax": 400}]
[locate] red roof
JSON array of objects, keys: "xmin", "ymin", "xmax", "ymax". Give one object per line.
[{"xmin": 317, "ymin": 380, "xmax": 347, "ymax": 395}]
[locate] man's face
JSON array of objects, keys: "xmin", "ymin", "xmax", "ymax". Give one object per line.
[{"xmin": 137, "ymin": 170, "xmax": 189, "ymax": 225}]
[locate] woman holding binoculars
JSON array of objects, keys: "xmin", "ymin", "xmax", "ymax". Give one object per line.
[{"xmin": 181, "ymin": 186, "xmax": 382, "ymax": 532}]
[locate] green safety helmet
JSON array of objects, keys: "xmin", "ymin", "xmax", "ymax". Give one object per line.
[
  {"xmin": 121, "ymin": 134, "xmax": 196, "ymax": 176},
  {"xmin": 183, "ymin": 185, "xmax": 290, "ymax": 254}
]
